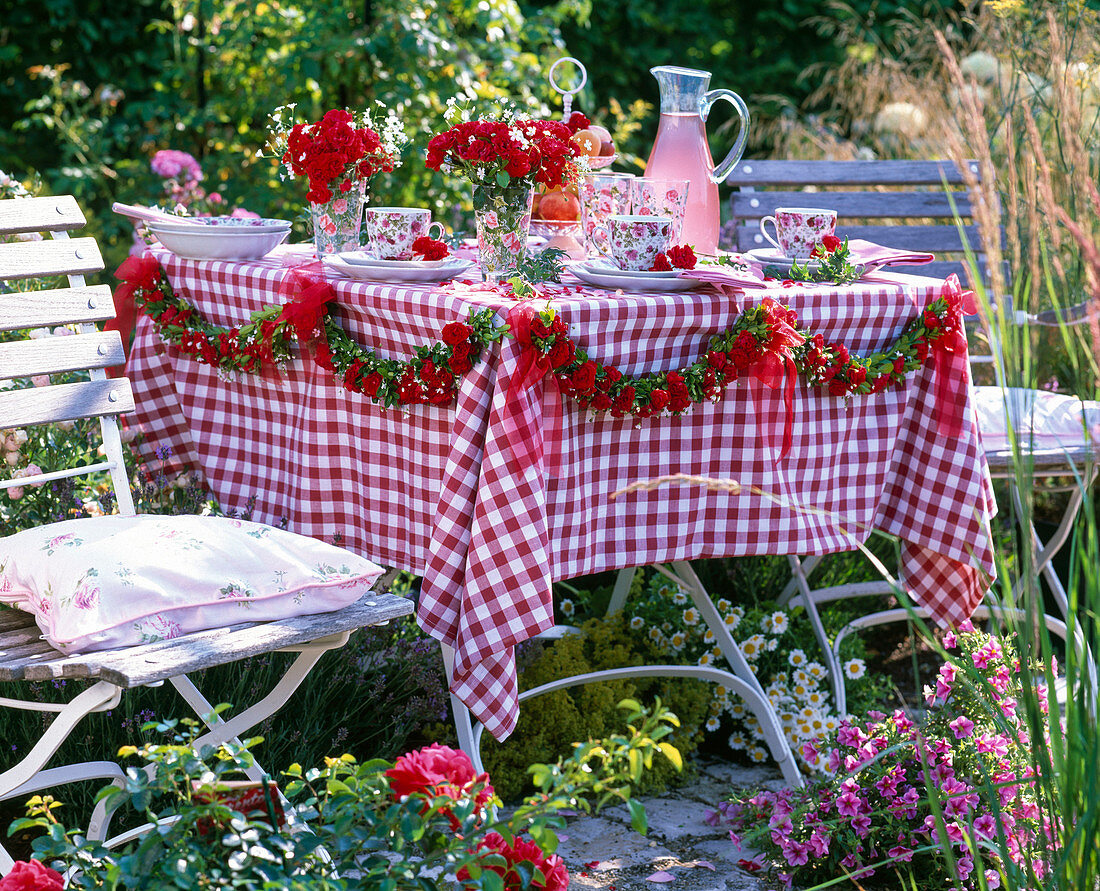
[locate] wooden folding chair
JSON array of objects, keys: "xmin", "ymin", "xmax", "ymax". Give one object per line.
[
  {"xmin": 0, "ymin": 195, "xmax": 413, "ymax": 872},
  {"xmin": 726, "ymin": 159, "xmax": 1099, "ymax": 711}
]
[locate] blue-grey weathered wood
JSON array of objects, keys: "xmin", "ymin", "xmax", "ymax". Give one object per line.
[
  {"xmin": 730, "ymin": 191, "xmax": 971, "ymax": 220},
  {"xmin": 734, "ymin": 223, "xmax": 984, "ymax": 252},
  {"xmin": 0, "ymin": 196, "xmax": 85, "ymax": 234},
  {"xmin": 727, "ymin": 159, "xmax": 976, "ymax": 186}
]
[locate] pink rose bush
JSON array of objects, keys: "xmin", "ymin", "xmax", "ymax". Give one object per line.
[{"xmin": 710, "ymin": 622, "xmax": 1059, "ymax": 888}]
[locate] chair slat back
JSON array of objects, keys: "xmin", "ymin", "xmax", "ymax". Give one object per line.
[
  {"xmin": 0, "ymin": 195, "xmax": 136, "ymax": 515},
  {"xmin": 725, "ymin": 159, "xmax": 995, "ymax": 285},
  {"xmin": 0, "ymin": 330, "xmax": 126, "ymax": 380},
  {"xmin": 0, "ymin": 195, "xmax": 86, "ymax": 234},
  {"xmin": 0, "ymin": 236, "xmax": 104, "ymax": 280},
  {"xmin": 0, "ymin": 379, "xmax": 135, "ymax": 428},
  {"xmin": 0, "ymin": 285, "xmax": 117, "ymax": 331}
]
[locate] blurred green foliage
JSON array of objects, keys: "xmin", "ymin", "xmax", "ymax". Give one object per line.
[{"xmin": 0, "ymin": 0, "xmax": 962, "ymax": 273}]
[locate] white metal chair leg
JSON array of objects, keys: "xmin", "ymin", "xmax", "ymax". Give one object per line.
[{"xmin": 440, "ymin": 643, "xmax": 486, "ymax": 776}]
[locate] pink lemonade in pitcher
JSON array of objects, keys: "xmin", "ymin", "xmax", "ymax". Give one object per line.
[{"xmin": 645, "ymin": 66, "xmax": 749, "ymax": 256}]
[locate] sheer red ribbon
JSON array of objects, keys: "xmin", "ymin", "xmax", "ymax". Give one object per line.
[
  {"xmin": 108, "ymin": 254, "xmax": 162, "ymax": 374},
  {"xmin": 930, "ymin": 274, "xmax": 976, "ymax": 438},
  {"xmin": 500, "ymin": 303, "xmax": 563, "ymax": 477},
  {"xmin": 747, "ymin": 298, "xmax": 805, "ymax": 460}
]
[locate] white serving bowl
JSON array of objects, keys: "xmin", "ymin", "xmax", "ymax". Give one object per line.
[{"xmin": 149, "ymin": 225, "xmax": 291, "ymax": 261}]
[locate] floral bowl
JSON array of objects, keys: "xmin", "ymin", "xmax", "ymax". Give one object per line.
[
  {"xmin": 148, "ymin": 224, "xmax": 290, "ymax": 260},
  {"xmin": 147, "ymin": 216, "xmax": 293, "ymax": 233}
]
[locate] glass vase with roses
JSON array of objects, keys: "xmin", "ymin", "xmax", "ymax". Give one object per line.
[
  {"xmin": 425, "ymin": 115, "xmax": 582, "ymax": 282},
  {"xmin": 265, "ymin": 104, "xmax": 408, "ymax": 256}
]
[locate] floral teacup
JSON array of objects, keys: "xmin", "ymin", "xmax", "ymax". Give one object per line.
[
  {"xmin": 629, "ymin": 178, "xmax": 689, "ymax": 244},
  {"xmin": 579, "ymin": 173, "xmax": 634, "ymax": 257},
  {"xmin": 760, "ymin": 207, "xmax": 837, "ymax": 259},
  {"xmin": 595, "ymin": 214, "xmax": 673, "ymax": 271},
  {"xmin": 365, "ymin": 207, "xmax": 445, "ymax": 260}
]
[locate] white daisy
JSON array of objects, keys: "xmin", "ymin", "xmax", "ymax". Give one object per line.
[
  {"xmin": 728, "ymin": 732, "xmax": 747, "ymax": 750},
  {"xmin": 672, "ymin": 589, "xmax": 689, "ymax": 605},
  {"xmin": 844, "ymin": 658, "xmax": 867, "ymax": 680},
  {"xmin": 629, "ymin": 616, "xmax": 645, "ymax": 630},
  {"xmin": 723, "ymin": 613, "xmax": 741, "ymax": 631},
  {"xmin": 560, "ymin": 599, "xmax": 575, "ymax": 617},
  {"xmin": 706, "ymin": 716, "xmax": 721, "ymax": 732},
  {"xmin": 698, "ymin": 652, "xmax": 714, "ymax": 667},
  {"xmin": 716, "ymin": 598, "xmax": 732, "ymax": 614},
  {"xmin": 682, "ymin": 607, "xmax": 701, "ymax": 626},
  {"xmin": 749, "ymin": 746, "xmax": 768, "ymax": 763},
  {"xmin": 770, "ymin": 611, "xmax": 790, "ymax": 634},
  {"xmin": 788, "ymin": 649, "xmax": 807, "ymax": 667},
  {"xmin": 669, "ymin": 632, "xmax": 686, "ymax": 652}
]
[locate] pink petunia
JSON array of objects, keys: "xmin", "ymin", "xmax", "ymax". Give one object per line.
[{"xmin": 949, "ymin": 716, "xmax": 975, "ymax": 739}]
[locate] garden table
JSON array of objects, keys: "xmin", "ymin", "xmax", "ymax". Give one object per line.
[{"xmin": 124, "ymin": 244, "xmax": 996, "ymax": 775}]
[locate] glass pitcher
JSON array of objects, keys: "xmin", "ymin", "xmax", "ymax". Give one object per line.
[{"xmin": 644, "ymin": 66, "xmax": 749, "ymax": 255}]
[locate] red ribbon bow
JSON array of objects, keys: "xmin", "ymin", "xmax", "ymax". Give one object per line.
[
  {"xmin": 747, "ymin": 298, "xmax": 806, "ymax": 460},
  {"xmin": 500, "ymin": 303, "xmax": 562, "ymax": 476},
  {"xmin": 276, "ymin": 260, "xmax": 337, "ymax": 368},
  {"xmin": 930, "ymin": 274, "xmax": 973, "ymax": 438},
  {"xmin": 108, "ymin": 254, "xmax": 162, "ymax": 368}
]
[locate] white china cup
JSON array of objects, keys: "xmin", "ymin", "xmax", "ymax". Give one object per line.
[
  {"xmin": 759, "ymin": 207, "xmax": 837, "ymax": 259},
  {"xmin": 591, "ymin": 214, "xmax": 673, "ymax": 271}
]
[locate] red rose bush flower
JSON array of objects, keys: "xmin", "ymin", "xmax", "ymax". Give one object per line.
[
  {"xmin": 458, "ymin": 832, "xmax": 569, "ymax": 891},
  {"xmin": 266, "ymin": 104, "xmax": 408, "ymax": 204},
  {"xmin": 0, "ymin": 861, "xmax": 63, "ymax": 891},
  {"xmin": 385, "ymin": 742, "xmax": 495, "ymax": 828}
]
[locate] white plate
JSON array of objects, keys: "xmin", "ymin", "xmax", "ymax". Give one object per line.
[
  {"xmin": 339, "ymin": 251, "xmax": 452, "ymax": 269},
  {"xmin": 747, "ymin": 248, "xmax": 884, "ymax": 275},
  {"xmin": 568, "ymin": 261, "xmax": 700, "ymax": 292},
  {"xmin": 149, "ymin": 226, "xmax": 290, "ymax": 260},
  {"xmin": 324, "ymin": 255, "xmax": 474, "ymax": 284},
  {"xmin": 582, "ymin": 258, "xmax": 681, "ymax": 279}
]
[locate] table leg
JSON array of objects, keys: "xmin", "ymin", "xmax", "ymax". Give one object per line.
[{"xmin": 657, "ymin": 563, "xmax": 802, "ymax": 787}]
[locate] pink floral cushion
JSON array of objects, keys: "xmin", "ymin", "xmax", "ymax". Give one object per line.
[
  {"xmin": 0, "ymin": 514, "xmax": 385, "ymax": 653},
  {"xmin": 974, "ymin": 386, "xmax": 1100, "ymax": 453}
]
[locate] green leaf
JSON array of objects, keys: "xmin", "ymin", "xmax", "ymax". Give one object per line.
[
  {"xmin": 658, "ymin": 742, "xmax": 683, "ymax": 772},
  {"xmin": 496, "ymin": 171, "xmax": 511, "ymax": 188},
  {"xmin": 627, "ymin": 799, "xmax": 648, "ymax": 835}
]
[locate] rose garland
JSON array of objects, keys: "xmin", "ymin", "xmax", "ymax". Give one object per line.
[{"xmin": 115, "ymin": 258, "xmax": 968, "ymax": 418}]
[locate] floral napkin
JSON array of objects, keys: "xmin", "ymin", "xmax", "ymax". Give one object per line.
[{"xmin": 845, "ymin": 239, "xmax": 935, "ymax": 267}]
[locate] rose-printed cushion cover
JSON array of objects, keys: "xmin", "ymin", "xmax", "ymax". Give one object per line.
[{"xmin": 0, "ymin": 515, "xmax": 385, "ymax": 652}]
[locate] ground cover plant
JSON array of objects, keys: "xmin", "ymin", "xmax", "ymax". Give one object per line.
[{"xmin": 5, "ymin": 700, "xmax": 680, "ymax": 890}]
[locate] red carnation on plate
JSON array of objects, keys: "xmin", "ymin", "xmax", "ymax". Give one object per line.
[
  {"xmin": 458, "ymin": 832, "xmax": 569, "ymax": 891},
  {"xmin": 411, "ymin": 236, "xmax": 450, "ymax": 261},
  {"xmin": 666, "ymin": 244, "xmax": 697, "ymax": 269},
  {"xmin": 649, "ymin": 253, "xmax": 673, "ymax": 272}
]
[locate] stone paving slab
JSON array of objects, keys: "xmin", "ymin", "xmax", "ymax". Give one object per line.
[{"xmin": 557, "ymin": 759, "xmax": 778, "ymax": 890}]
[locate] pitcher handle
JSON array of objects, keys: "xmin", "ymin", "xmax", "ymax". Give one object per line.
[{"xmin": 700, "ymin": 89, "xmax": 750, "ymax": 185}]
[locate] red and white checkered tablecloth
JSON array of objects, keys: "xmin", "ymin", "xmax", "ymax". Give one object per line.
[{"xmin": 127, "ymin": 245, "xmax": 997, "ymax": 740}]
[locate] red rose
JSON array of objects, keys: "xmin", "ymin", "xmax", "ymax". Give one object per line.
[
  {"xmin": 571, "ymin": 361, "xmax": 598, "ymax": 392},
  {"xmin": 362, "ymin": 371, "xmax": 383, "ymax": 398},
  {"xmin": 820, "ymin": 234, "xmax": 842, "ymax": 253},
  {"xmin": 546, "ymin": 336, "xmax": 575, "ymax": 369},
  {"xmin": 848, "ymin": 366, "xmax": 867, "ymax": 386},
  {"xmin": 458, "ymin": 832, "xmax": 569, "ymax": 891},
  {"xmin": 611, "ymin": 385, "xmax": 636, "ymax": 415},
  {"xmin": 566, "ymin": 111, "xmax": 591, "ymax": 133},
  {"xmin": 505, "ymin": 151, "xmax": 532, "ymax": 178},
  {"xmin": 590, "ymin": 392, "xmax": 613, "ymax": 410},
  {"xmin": 386, "ymin": 744, "xmax": 494, "ymax": 829},
  {"xmin": 442, "ymin": 322, "xmax": 473, "ymax": 346},
  {"xmin": 648, "ymin": 388, "xmax": 670, "ymax": 412},
  {"xmin": 448, "ymin": 341, "xmax": 474, "ymax": 375},
  {"xmin": 649, "ymin": 252, "xmax": 672, "ymax": 272},
  {"xmin": 0, "ymin": 861, "xmax": 64, "ymax": 891},
  {"xmin": 666, "ymin": 244, "xmax": 697, "ymax": 269},
  {"xmin": 828, "ymin": 380, "xmax": 848, "ymax": 397},
  {"xmin": 530, "ymin": 317, "xmax": 551, "ymax": 339},
  {"xmin": 313, "ymin": 342, "xmax": 334, "ymax": 372}
]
